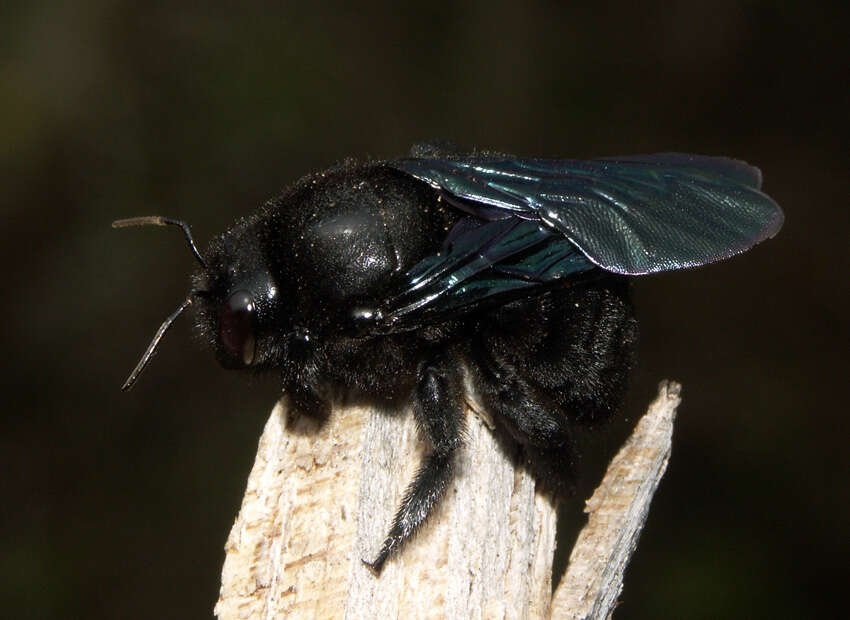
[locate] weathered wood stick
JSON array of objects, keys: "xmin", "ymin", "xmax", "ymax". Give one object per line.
[
  {"xmin": 214, "ymin": 397, "xmax": 557, "ymax": 619},
  {"xmin": 215, "ymin": 381, "xmax": 680, "ymax": 619},
  {"xmin": 551, "ymin": 380, "xmax": 681, "ymax": 619}
]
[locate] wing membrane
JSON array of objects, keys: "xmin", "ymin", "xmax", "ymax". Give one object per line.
[
  {"xmin": 393, "ymin": 153, "xmax": 783, "ymax": 275},
  {"xmin": 381, "ymin": 217, "xmax": 594, "ymax": 327}
]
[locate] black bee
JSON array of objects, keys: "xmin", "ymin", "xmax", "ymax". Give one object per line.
[{"xmin": 114, "ymin": 142, "xmax": 783, "ymax": 572}]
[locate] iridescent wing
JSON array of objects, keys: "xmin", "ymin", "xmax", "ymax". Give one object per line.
[
  {"xmin": 380, "ymin": 216, "xmax": 595, "ymax": 328},
  {"xmin": 378, "ymin": 152, "xmax": 783, "ymax": 329},
  {"xmin": 393, "ymin": 153, "xmax": 783, "ymax": 275}
]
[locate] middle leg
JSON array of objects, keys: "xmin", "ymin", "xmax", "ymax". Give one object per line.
[{"xmin": 363, "ymin": 352, "xmax": 465, "ymax": 573}]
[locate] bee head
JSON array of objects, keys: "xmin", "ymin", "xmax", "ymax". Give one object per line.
[
  {"xmin": 112, "ymin": 215, "xmax": 287, "ymax": 390},
  {"xmin": 192, "ymin": 219, "xmax": 287, "ymax": 372}
]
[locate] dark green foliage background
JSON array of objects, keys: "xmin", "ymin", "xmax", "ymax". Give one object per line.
[{"xmin": 1, "ymin": 2, "xmax": 845, "ymax": 617}]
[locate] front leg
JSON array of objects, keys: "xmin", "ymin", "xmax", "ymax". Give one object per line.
[
  {"xmin": 363, "ymin": 353, "xmax": 464, "ymax": 573},
  {"xmin": 288, "ymin": 383, "xmax": 331, "ymax": 419}
]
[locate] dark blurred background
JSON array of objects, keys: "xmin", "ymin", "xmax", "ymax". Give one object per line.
[{"xmin": 1, "ymin": 1, "xmax": 846, "ymax": 618}]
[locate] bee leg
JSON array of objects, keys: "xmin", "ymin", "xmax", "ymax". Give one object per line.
[
  {"xmin": 289, "ymin": 383, "xmax": 331, "ymax": 419},
  {"xmin": 467, "ymin": 280, "xmax": 638, "ymax": 497},
  {"xmin": 363, "ymin": 354, "xmax": 464, "ymax": 573},
  {"xmin": 471, "ymin": 362, "xmax": 577, "ymax": 499}
]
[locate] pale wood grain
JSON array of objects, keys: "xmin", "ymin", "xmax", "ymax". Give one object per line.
[
  {"xmin": 215, "ymin": 398, "xmax": 556, "ymax": 619},
  {"xmin": 550, "ymin": 381, "xmax": 681, "ymax": 619},
  {"xmin": 215, "ymin": 382, "xmax": 680, "ymax": 619}
]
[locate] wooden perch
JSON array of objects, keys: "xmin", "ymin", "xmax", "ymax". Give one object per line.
[
  {"xmin": 551, "ymin": 380, "xmax": 681, "ymax": 619},
  {"xmin": 215, "ymin": 381, "xmax": 681, "ymax": 619}
]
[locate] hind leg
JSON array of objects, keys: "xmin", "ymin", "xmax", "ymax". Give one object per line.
[
  {"xmin": 533, "ymin": 279, "xmax": 639, "ymax": 427},
  {"xmin": 467, "ymin": 278, "xmax": 638, "ymax": 495},
  {"xmin": 468, "ymin": 356, "xmax": 577, "ymax": 497}
]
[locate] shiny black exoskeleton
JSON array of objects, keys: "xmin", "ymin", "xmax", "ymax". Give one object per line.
[{"xmin": 115, "ymin": 142, "xmax": 783, "ymax": 572}]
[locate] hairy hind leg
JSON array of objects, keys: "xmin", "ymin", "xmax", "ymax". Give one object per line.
[
  {"xmin": 484, "ymin": 278, "xmax": 638, "ymax": 425},
  {"xmin": 467, "ymin": 356, "xmax": 577, "ymax": 498},
  {"xmin": 467, "ymin": 278, "xmax": 638, "ymax": 494}
]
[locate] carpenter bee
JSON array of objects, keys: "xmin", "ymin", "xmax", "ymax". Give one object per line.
[{"xmin": 114, "ymin": 142, "xmax": 783, "ymax": 572}]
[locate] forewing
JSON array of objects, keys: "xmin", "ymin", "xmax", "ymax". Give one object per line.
[{"xmin": 392, "ymin": 153, "xmax": 784, "ymax": 275}]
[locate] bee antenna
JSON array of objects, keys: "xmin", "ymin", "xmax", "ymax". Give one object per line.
[
  {"xmin": 121, "ymin": 296, "xmax": 195, "ymax": 391},
  {"xmin": 112, "ymin": 216, "xmax": 207, "ymax": 269}
]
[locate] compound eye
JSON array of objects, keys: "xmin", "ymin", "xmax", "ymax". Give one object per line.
[{"xmin": 220, "ymin": 290, "xmax": 256, "ymax": 366}]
